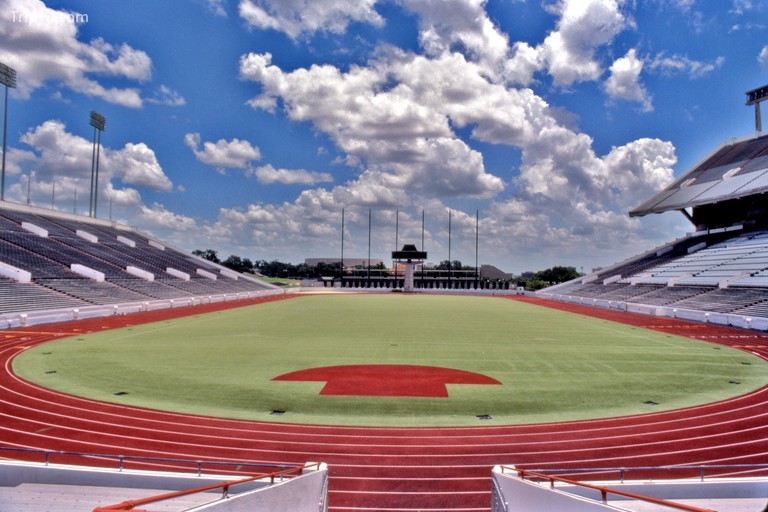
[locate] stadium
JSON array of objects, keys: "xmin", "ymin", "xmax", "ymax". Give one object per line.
[{"xmin": 1, "ymin": 109, "xmax": 768, "ymax": 510}]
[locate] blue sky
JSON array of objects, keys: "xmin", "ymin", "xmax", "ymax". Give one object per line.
[{"xmin": 0, "ymin": 0, "xmax": 767, "ymax": 273}]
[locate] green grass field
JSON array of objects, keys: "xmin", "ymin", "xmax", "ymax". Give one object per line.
[{"xmin": 13, "ymin": 294, "xmax": 768, "ymax": 426}]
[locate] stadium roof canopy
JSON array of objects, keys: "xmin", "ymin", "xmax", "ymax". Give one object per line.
[{"xmin": 630, "ymin": 131, "xmax": 768, "ymax": 217}]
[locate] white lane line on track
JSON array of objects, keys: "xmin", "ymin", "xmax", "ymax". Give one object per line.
[
  {"xmin": 3, "ymin": 391, "xmax": 767, "ymax": 451},
  {"xmin": 1, "ymin": 320, "xmax": 762, "ymax": 488},
  {"xmin": 4, "ymin": 340, "xmax": 768, "ymax": 441},
  {"xmin": 2, "ymin": 409, "xmax": 766, "ymax": 461},
  {"xmin": 3, "ymin": 364, "xmax": 768, "ymax": 445}
]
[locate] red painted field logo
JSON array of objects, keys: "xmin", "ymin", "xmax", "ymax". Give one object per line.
[{"xmin": 273, "ymin": 365, "xmax": 501, "ymax": 397}]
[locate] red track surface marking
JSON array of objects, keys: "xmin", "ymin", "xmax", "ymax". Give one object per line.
[
  {"xmin": 1, "ymin": 293, "xmax": 767, "ymax": 512},
  {"xmin": 273, "ymin": 365, "xmax": 501, "ymax": 397}
]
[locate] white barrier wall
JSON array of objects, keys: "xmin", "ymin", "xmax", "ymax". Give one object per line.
[
  {"xmin": 76, "ymin": 230, "xmax": 98, "ymax": 243},
  {"xmin": 0, "ymin": 461, "xmax": 328, "ymax": 512},
  {"xmin": 126, "ymin": 266, "xmax": 155, "ymax": 282},
  {"xmin": 0, "ymin": 460, "xmax": 264, "ymax": 493},
  {"xmin": 492, "ymin": 466, "xmax": 768, "ymax": 512},
  {"xmin": 71, "ymin": 264, "xmax": 105, "ymax": 282},
  {"xmin": 0, "ymin": 289, "xmax": 285, "ymax": 329},
  {"xmin": 0, "ymin": 261, "xmax": 31, "ymax": 283},
  {"xmin": 166, "ymin": 267, "xmax": 191, "ymax": 281},
  {"xmin": 195, "ymin": 465, "xmax": 328, "ymax": 512},
  {"xmin": 539, "ymin": 292, "xmax": 768, "ymax": 331},
  {"xmin": 492, "ymin": 468, "xmax": 624, "ymax": 511},
  {"xmin": 197, "ymin": 268, "xmax": 218, "ymax": 280}
]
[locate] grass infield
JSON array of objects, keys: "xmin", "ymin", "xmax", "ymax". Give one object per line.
[{"xmin": 13, "ymin": 294, "xmax": 768, "ymax": 427}]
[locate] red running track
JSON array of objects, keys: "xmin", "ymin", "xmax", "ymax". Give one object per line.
[{"xmin": 0, "ymin": 294, "xmax": 767, "ymax": 512}]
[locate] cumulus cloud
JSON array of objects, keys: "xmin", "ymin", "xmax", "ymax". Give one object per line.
[
  {"xmin": 235, "ymin": 28, "xmax": 685, "ymax": 268},
  {"xmin": 400, "ymin": 0, "xmax": 512, "ymax": 81},
  {"xmin": 604, "ymin": 49, "xmax": 653, "ymax": 111},
  {"xmin": 108, "ymin": 143, "xmax": 173, "ymax": 191},
  {"xmin": 138, "ymin": 203, "xmax": 199, "ymax": 231},
  {"xmin": 537, "ymin": 0, "xmax": 630, "ymax": 87},
  {"xmin": 479, "ymin": 136, "xmax": 679, "ymax": 266},
  {"xmin": 6, "ymin": 120, "xmax": 173, "ymax": 212},
  {"xmin": 0, "ymin": 0, "xmax": 152, "ymax": 107},
  {"xmin": 238, "ymin": 0, "xmax": 383, "ymax": 39},
  {"xmin": 184, "ymin": 133, "xmax": 262, "ymax": 171},
  {"xmin": 251, "ymin": 164, "xmax": 333, "ymax": 185},
  {"xmin": 240, "ymin": 51, "xmax": 506, "ymax": 198}
]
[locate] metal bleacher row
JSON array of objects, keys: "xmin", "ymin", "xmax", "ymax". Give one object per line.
[
  {"xmin": 545, "ymin": 228, "xmax": 768, "ymax": 320},
  {"xmin": 0, "ymin": 206, "xmax": 275, "ymax": 316}
]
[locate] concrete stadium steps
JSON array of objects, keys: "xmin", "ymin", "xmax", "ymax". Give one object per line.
[
  {"xmin": 328, "ymin": 467, "xmax": 492, "ymax": 511},
  {"xmin": 330, "ymin": 475, "xmax": 489, "ymax": 493},
  {"xmin": 328, "ymin": 488, "xmax": 490, "ymax": 510}
]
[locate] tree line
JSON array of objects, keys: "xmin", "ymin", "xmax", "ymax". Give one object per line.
[{"xmin": 192, "ymin": 249, "xmax": 581, "ymax": 289}]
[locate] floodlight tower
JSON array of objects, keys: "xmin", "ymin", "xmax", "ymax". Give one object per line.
[
  {"xmin": 89, "ymin": 111, "xmax": 106, "ymax": 217},
  {"xmin": 745, "ymin": 84, "xmax": 768, "ymax": 132},
  {"xmin": 0, "ymin": 62, "xmax": 17, "ymax": 202}
]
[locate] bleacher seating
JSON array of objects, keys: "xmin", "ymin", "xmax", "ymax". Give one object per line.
[
  {"xmin": 0, "ymin": 204, "xmax": 276, "ymax": 318},
  {"xmin": 541, "ymin": 227, "xmax": 768, "ymax": 323}
]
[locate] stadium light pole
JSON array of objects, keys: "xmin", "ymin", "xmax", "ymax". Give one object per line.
[
  {"xmin": 340, "ymin": 208, "xmax": 345, "ymax": 288},
  {"xmin": 475, "ymin": 210, "xmax": 479, "ymax": 288},
  {"xmin": 746, "ymin": 84, "xmax": 768, "ymax": 132},
  {"xmin": 0, "ymin": 62, "xmax": 17, "ymax": 202},
  {"xmin": 394, "ymin": 209, "xmax": 399, "ymax": 287},
  {"xmin": 448, "ymin": 209, "xmax": 452, "ymax": 289},
  {"xmin": 421, "ymin": 209, "xmax": 425, "ymax": 285},
  {"xmin": 89, "ymin": 111, "xmax": 106, "ymax": 217}
]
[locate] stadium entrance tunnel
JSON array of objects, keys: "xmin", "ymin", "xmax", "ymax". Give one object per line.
[{"xmin": 272, "ymin": 364, "xmax": 502, "ymax": 397}]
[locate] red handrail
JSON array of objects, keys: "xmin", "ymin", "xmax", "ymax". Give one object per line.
[
  {"xmin": 501, "ymin": 466, "xmax": 717, "ymax": 512},
  {"xmin": 93, "ymin": 462, "xmax": 321, "ymax": 512}
]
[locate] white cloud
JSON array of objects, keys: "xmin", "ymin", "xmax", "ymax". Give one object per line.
[
  {"xmin": 240, "ymin": 51, "xmax": 506, "ymax": 198},
  {"xmin": 235, "ymin": 36, "xmax": 686, "ymax": 269},
  {"xmin": 760, "ymin": 46, "xmax": 768, "ymax": 71},
  {"xmin": 649, "ymin": 52, "xmax": 726, "ymax": 79},
  {"xmin": 0, "ymin": 0, "xmax": 152, "ymax": 107},
  {"xmin": 108, "ymin": 143, "xmax": 173, "ymax": 191},
  {"xmin": 730, "ymin": 0, "xmax": 756, "ymax": 15},
  {"xmin": 138, "ymin": 203, "xmax": 199, "ymax": 231},
  {"xmin": 399, "ymin": 0, "xmax": 512, "ymax": 81},
  {"xmin": 252, "ymin": 164, "xmax": 334, "ymax": 185},
  {"xmin": 147, "ymin": 85, "xmax": 186, "ymax": 106},
  {"xmin": 604, "ymin": 49, "xmax": 653, "ymax": 111},
  {"xmin": 6, "ymin": 120, "xmax": 173, "ymax": 211},
  {"xmin": 184, "ymin": 133, "xmax": 262, "ymax": 171},
  {"xmin": 238, "ymin": 0, "xmax": 383, "ymax": 39},
  {"xmin": 206, "ymin": 0, "xmax": 227, "ymax": 16},
  {"xmin": 539, "ymin": 0, "xmax": 630, "ymax": 87}
]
